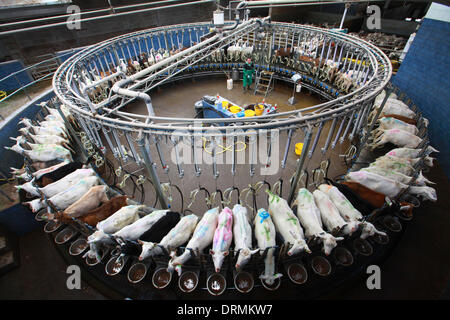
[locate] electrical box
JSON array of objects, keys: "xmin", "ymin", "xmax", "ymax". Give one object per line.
[{"xmin": 213, "ymin": 11, "xmax": 224, "ymax": 27}]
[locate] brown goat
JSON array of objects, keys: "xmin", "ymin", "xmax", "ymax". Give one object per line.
[
  {"xmin": 341, "ymin": 181, "xmax": 386, "ymax": 208},
  {"xmin": 77, "ymin": 195, "xmax": 129, "ymax": 226}
]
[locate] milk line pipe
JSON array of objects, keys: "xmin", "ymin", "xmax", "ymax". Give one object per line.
[
  {"xmin": 231, "ymin": 134, "xmax": 237, "ymax": 176},
  {"xmin": 355, "ymin": 103, "xmax": 370, "ymax": 134},
  {"xmin": 107, "ymin": 48, "xmax": 117, "ymax": 68},
  {"xmin": 132, "ymin": 39, "xmax": 139, "ymax": 58},
  {"xmin": 331, "ymin": 115, "xmax": 346, "ymax": 149},
  {"xmin": 337, "ymin": 44, "xmax": 344, "ymax": 68},
  {"xmin": 348, "ymin": 104, "xmax": 364, "ymax": 141},
  {"xmin": 138, "ymin": 38, "xmax": 143, "ymax": 56},
  {"xmin": 249, "ymin": 132, "xmax": 257, "ymax": 177},
  {"xmin": 281, "ymin": 129, "xmax": 294, "ymax": 169},
  {"xmin": 138, "ymin": 134, "xmax": 168, "ymax": 209},
  {"xmin": 307, "ymin": 121, "xmax": 324, "ymax": 159},
  {"xmin": 346, "ymin": 51, "xmax": 355, "ymax": 72},
  {"xmin": 325, "ymin": 39, "xmax": 332, "ymax": 63},
  {"xmin": 97, "ymin": 54, "xmax": 106, "ymax": 74},
  {"xmin": 112, "ymin": 129, "xmax": 128, "ymax": 162},
  {"xmin": 144, "ymin": 36, "xmax": 150, "ymax": 54},
  {"xmin": 211, "ymin": 136, "xmax": 219, "ymax": 180},
  {"xmin": 339, "ymin": 109, "xmax": 356, "ymax": 144},
  {"xmin": 125, "ymin": 132, "xmax": 142, "ymax": 164},
  {"xmin": 351, "ymin": 53, "xmax": 361, "ymax": 75},
  {"xmin": 287, "ymin": 127, "xmax": 313, "ymax": 205},
  {"xmin": 358, "ymin": 62, "xmax": 367, "ymax": 85},
  {"xmin": 91, "ymin": 123, "xmax": 105, "ymax": 151},
  {"xmin": 316, "ymin": 38, "xmax": 327, "ymax": 79},
  {"xmin": 285, "ymin": 29, "xmax": 289, "ymax": 48},
  {"xmin": 355, "ymin": 55, "xmax": 364, "ymax": 80},
  {"xmin": 332, "ymin": 41, "xmax": 338, "ymax": 63},
  {"xmin": 102, "ymin": 127, "xmax": 120, "ymax": 159},
  {"xmin": 321, "ymin": 116, "xmax": 337, "ymax": 154},
  {"xmin": 342, "ymin": 49, "xmax": 350, "ymax": 70},
  {"xmin": 154, "ymin": 135, "xmax": 169, "ymax": 173},
  {"xmin": 111, "ymin": 33, "xmax": 222, "ymax": 116},
  {"xmin": 164, "ymin": 31, "xmax": 170, "ymax": 51},
  {"xmin": 80, "ymin": 65, "xmax": 126, "ymax": 113},
  {"xmin": 171, "ymin": 137, "xmax": 185, "ymax": 179},
  {"xmin": 110, "ymin": 19, "xmax": 264, "ymax": 117}
]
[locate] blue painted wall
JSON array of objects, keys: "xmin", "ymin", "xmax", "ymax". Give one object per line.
[
  {"xmin": 56, "ymin": 48, "xmax": 83, "ymax": 64},
  {"xmin": 393, "ymin": 18, "xmax": 450, "ymax": 180},
  {"xmin": 0, "ymin": 60, "xmax": 33, "ymax": 93}
]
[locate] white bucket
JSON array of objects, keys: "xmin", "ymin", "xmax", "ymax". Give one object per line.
[{"xmin": 227, "ymin": 79, "xmax": 233, "ymax": 90}]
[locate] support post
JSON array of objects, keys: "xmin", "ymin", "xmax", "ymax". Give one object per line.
[
  {"xmin": 339, "ymin": 3, "xmax": 350, "ymax": 30},
  {"xmin": 138, "ymin": 134, "xmax": 168, "ymax": 209},
  {"xmin": 287, "ymin": 127, "xmax": 313, "ymax": 206}
]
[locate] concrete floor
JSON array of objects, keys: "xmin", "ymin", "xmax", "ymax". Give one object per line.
[
  {"xmin": 0, "ymin": 75, "xmax": 449, "ymax": 299},
  {"xmin": 0, "ymin": 229, "xmax": 106, "ymax": 300}
]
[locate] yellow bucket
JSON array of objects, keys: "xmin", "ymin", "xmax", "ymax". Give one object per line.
[
  {"xmin": 229, "ymin": 105, "xmax": 241, "ymax": 114},
  {"xmin": 295, "ymin": 142, "xmax": 304, "ymax": 156},
  {"xmin": 244, "ymin": 110, "xmax": 255, "ymax": 117},
  {"xmin": 254, "ymin": 104, "xmax": 264, "ymax": 116},
  {"xmin": 222, "ymin": 101, "xmax": 229, "ymax": 109}
]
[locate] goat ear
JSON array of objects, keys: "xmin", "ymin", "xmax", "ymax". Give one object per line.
[{"xmin": 250, "ymin": 248, "xmax": 260, "ymax": 255}]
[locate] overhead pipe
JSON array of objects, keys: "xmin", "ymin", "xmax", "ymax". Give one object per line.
[
  {"xmin": 0, "ymin": 0, "xmax": 215, "ymax": 36},
  {"xmin": 111, "ymin": 18, "xmax": 263, "ymax": 118},
  {"xmin": 111, "ymin": 33, "xmax": 221, "ymax": 118},
  {"xmin": 0, "ymin": 0, "xmax": 193, "ymax": 28},
  {"xmin": 339, "ymin": 3, "xmax": 351, "ymax": 29},
  {"xmin": 80, "ymin": 59, "xmax": 127, "ymax": 113}
]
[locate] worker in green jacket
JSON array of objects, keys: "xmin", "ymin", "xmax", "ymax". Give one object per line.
[{"xmin": 243, "ymin": 58, "xmax": 255, "ymax": 92}]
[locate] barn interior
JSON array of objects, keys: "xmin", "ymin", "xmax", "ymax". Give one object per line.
[{"xmin": 0, "ymin": 0, "xmax": 448, "ymax": 301}]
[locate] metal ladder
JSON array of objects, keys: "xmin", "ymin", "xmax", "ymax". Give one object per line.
[{"xmin": 254, "ymin": 70, "xmax": 274, "ymax": 98}]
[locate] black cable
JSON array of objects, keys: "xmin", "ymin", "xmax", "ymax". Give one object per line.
[
  {"xmin": 171, "ymin": 184, "xmax": 184, "ymax": 213},
  {"xmin": 199, "ymin": 187, "xmax": 211, "ymax": 209}
]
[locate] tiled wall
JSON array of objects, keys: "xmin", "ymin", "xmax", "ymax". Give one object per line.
[{"xmin": 393, "ymin": 18, "xmax": 450, "ymax": 180}]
